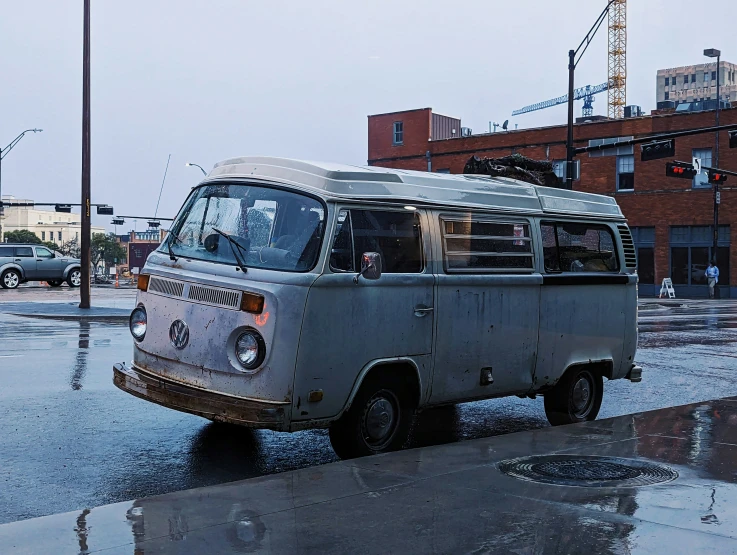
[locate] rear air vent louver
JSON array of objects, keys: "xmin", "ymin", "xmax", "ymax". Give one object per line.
[
  {"xmin": 149, "ymin": 277, "xmax": 185, "ymax": 298},
  {"xmin": 188, "ymin": 285, "xmax": 240, "ymax": 309},
  {"xmin": 618, "ymin": 225, "xmax": 637, "ymax": 268}
]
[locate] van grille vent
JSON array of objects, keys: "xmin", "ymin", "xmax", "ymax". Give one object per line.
[
  {"xmin": 188, "ymin": 285, "xmax": 241, "ymax": 309},
  {"xmin": 618, "ymin": 225, "xmax": 637, "ymax": 268},
  {"xmin": 149, "ymin": 277, "xmax": 185, "ymax": 298}
]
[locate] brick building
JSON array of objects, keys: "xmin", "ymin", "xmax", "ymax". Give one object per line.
[{"xmin": 367, "ymin": 107, "xmax": 737, "ymax": 297}]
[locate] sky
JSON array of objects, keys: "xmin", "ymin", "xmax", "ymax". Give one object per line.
[{"xmin": 1, "ymin": 0, "xmax": 736, "ymax": 231}]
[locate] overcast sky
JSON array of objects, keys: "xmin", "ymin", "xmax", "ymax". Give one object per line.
[{"xmin": 1, "ymin": 0, "xmax": 736, "ymax": 230}]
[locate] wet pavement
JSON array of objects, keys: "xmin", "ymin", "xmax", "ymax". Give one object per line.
[
  {"xmin": 1, "ymin": 293, "xmax": 737, "ymax": 529},
  {"xmin": 1, "ymin": 397, "xmax": 737, "ymax": 554}
]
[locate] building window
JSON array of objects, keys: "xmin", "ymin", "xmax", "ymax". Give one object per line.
[
  {"xmin": 704, "ymin": 72, "xmax": 709, "ymax": 82},
  {"xmin": 616, "ymin": 155, "xmax": 635, "ymax": 191},
  {"xmin": 664, "ymin": 91, "xmax": 669, "ymax": 100},
  {"xmin": 691, "ymin": 74, "xmax": 696, "ymax": 83},
  {"xmin": 41, "ymin": 231, "xmax": 45, "ymax": 240},
  {"xmin": 692, "ymin": 148, "xmax": 712, "ymax": 188},
  {"xmin": 552, "ymin": 160, "xmax": 580, "ymax": 182},
  {"xmin": 665, "ymin": 77, "xmax": 670, "ymax": 86},
  {"xmin": 392, "ymin": 121, "xmax": 403, "ymax": 145},
  {"xmin": 58, "ymin": 231, "xmax": 62, "ymax": 241},
  {"xmin": 712, "ymin": 71, "xmax": 717, "ymax": 81},
  {"xmin": 670, "ymin": 225, "xmax": 730, "ymax": 286},
  {"xmin": 631, "ymin": 226, "xmax": 655, "ymax": 284}
]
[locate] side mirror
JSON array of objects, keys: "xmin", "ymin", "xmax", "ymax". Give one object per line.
[{"xmin": 353, "ymin": 252, "xmax": 382, "ymax": 284}]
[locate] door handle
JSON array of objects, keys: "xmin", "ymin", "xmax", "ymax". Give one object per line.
[
  {"xmin": 14, "ymin": 259, "xmax": 21, "ymax": 262},
  {"xmin": 414, "ymin": 306, "xmax": 434, "ymax": 317}
]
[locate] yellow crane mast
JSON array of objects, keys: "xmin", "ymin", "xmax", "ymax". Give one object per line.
[{"xmin": 608, "ymin": 0, "xmax": 627, "ymax": 118}]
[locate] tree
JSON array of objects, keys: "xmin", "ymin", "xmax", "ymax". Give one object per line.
[
  {"xmin": 59, "ymin": 237, "xmax": 81, "ymax": 258},
  {"xmin": 4, "ymin": 229, "xmax": 41, "ymax": 244},
  {"xmin": 41, "ymin": 241, "xmax": 60, "ymax": 252},
  {"xmin": 91, "ymin": 233, "xmax": 127, "ymax": 274}
]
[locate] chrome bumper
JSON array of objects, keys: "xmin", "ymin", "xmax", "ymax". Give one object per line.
[
  {"xmin": 113, "ymin": 363, "xmax": 288, "ymax": 430},
  {"xmin": 626, "ymin": 364, "xmax": 643, "ymax": 383}
]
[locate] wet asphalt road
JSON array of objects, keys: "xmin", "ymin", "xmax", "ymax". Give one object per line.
[{"xmin": 2, "ymin": 294, "xmax": 737, "ymax": 524}]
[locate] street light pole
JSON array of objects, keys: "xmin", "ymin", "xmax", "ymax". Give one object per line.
[
  {"xmin": 185, "ymin": 162, "xmax": 207, "ymax": 176},
  {"xmin": 80, "ymin": 0, "xmax": 92, "ymax": 308},
  {"xmin": 0, "ymin": 129, "xmax": 43, "ymax": 241},
  {"xmin": 704, "ymin": 48, "xmax": 721, "ymax": 270}
]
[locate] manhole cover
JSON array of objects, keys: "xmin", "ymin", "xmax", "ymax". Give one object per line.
[{"xmin": 498, "ymin": 455, "xmax": 678, "ymax": 488}]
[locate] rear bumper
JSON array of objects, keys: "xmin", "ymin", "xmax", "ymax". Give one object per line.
[
  {"xmin": 626, "ymin": 364, "xmax": 643, "ymax": 383},
  {"xmin": 113, "ymin": 362, "xmax": 289, "ymax": 430}
]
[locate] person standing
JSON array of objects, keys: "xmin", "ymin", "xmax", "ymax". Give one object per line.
[{"xmin": 706, "ymin": 261, "xmax": 720, "ymax": 299}]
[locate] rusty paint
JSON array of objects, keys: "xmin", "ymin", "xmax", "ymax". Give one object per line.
[{"xmin": 254, "ymin": 311, "xmax": 270, "ymax": 327}]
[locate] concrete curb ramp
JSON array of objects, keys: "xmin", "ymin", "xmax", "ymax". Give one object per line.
[{"xmin": 2, "ymin": 397, "xmax": 737, "ymax": 553}]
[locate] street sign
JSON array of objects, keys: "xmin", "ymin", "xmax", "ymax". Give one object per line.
[
  {"xmin": 692, "ymin": 156, "xmax": 702, "ymax": 173},
  {"xmin": 716, "ymin": 191, "xmax": 721, "ymax": 204}
]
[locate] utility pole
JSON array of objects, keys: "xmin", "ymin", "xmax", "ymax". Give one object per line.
[
  {"xmin": 704, "ymin": 47, "xmax": 721, "ymax": 273},
  {"xmin": 80, "ymin": 0, "xmax": 91, "ymax": 308}
]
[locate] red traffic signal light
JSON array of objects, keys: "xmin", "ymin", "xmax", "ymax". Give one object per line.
[
  {"xmin": 665, "ymin": 162, "xmax": 698, "ymax": 179},
  {"xmin": 708, "ymin": 170, "xmax": 728, "ymax": 183}
]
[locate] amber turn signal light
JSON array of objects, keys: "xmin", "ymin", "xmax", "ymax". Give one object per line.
[
  {"xmin": 137, "ymin": 274, "xmax": 150, "ymax": 291},
  {"xmin": 240, "ymin": 291, "xmax": 265, "ymax": 314}
]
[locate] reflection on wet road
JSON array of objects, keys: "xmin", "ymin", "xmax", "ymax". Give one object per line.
[{"xmin": 1, "ymin": 299, "xmax": 737, "ymax": 525}]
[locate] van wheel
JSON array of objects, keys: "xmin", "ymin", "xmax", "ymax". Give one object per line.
[
  {"xmin": 544, "ymin": 366, "xmax": 603, "ymax": 426},
  {"xmin": 329, "ymin": 375, "xmax": 414, "ymax": 459},
  {"xmin": 67, "ymin": 269, "xmax": 82, "ymax": 287},
  {"xmin": 2, "ymin": 269, "xmax": 21, "ymax": 289}
]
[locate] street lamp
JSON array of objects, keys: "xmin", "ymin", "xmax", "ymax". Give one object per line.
[
  {"xmin": 0, "ymin": 128, "xmax": 43, "ymax": 240},
  {"xmin": 704, "ymin": 47, "xmax": 721, "ymax": 270},
  {"xmin": 185, "ymin": 162, "xmax": 207, "ymax": 176}
]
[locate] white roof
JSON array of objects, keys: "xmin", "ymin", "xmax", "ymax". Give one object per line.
[{"xmin": 209, "ymin": 156, "xmax": 624, "ymax": 220}]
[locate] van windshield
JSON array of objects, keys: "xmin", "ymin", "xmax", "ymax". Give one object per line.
[{"xmin": 165, "ymin": 182, "xmax": 326, "ymax": 272}]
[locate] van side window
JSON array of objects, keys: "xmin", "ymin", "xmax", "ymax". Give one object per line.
[
  {"xmin": 330, "ymin": 209, "xmax": 423, "ymax": 273},
  {"xmin": 441, "ymin": 218, "xmax": 533, "ymax": 272},
  {"xmin": 14, "ymin": 247, "xmax": 34, "ymax": 258},
  {"xmin": 0, "ymin": 246, "xmax": 13, "ymax": 257},
  {"xmin": 541, "ymin": 222, "xmax": 619, "ymax": 273}
]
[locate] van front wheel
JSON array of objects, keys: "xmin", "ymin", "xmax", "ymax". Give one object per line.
[
  {"xmin": 544, "ymin": 367, "xmax": 603, "ymax": 426},
  {"xmin": 329, "ymin": 375, "xmax": 413, "ymax": 459}
]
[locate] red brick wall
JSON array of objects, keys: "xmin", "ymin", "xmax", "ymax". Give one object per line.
[{"xmin": 367, "ymin": 107, "xmax": 737, "ymax": 287}]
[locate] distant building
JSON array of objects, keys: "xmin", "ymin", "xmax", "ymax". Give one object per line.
[
  {"xmin": 118, "ymin": 229, "xmax": 167, "ymax": 273},
  {"xmin": 657, "ymin": 61, "xmax": 737, "ymax": 107},
  {"xmin": 0, "ymin": 195, "xmax": 105, "ymax": 244}
]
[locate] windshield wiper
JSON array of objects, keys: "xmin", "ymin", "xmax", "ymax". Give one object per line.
[
  {"xmin": 212, "ymin": 227, "xmax": 248, "ymax": 273},
  {"xmin": 167, "ymin": 234, "xmax": 179, "ymax": 261}
]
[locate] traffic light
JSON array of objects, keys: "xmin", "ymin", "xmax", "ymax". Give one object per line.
[
  {"xmin": 641, "ymin": 139, "xmax": 675, "ymax": 161},
  {"xmin": 111, "ymin": 218, "xmax": 125, "ymax": 226},
  {"xmin": 96, "ymin": 205, "xmax": 114, "ymax": 215},
  {"xmin": 55, "ymin": 204, "xmax": 72, "ymax": 213},
  {"xmin": 147, "ymin": 220, "xmax": 161, "ymax": 229},
  {"xmin": 665, "ymin": 162, "xmax": 698, "ymax": 179},
  {"xmin": 708, "ymin": 169, "xmax": 728, "ymax": 183}
]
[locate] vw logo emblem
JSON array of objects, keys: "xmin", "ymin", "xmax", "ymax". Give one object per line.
[{"xmin": 169, "ymin": 319, "xmax": 190, "ymax": 349}]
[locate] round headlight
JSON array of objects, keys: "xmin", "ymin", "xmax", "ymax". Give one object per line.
[
  {"xmin": 235, "ymin": 330, "xmax": 265, "ymax": 370},
  {"xmin": 130, "ymin": 306, "xmax": 147, "ymax": 341}
]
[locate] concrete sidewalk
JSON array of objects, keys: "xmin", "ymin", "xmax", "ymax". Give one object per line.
[
  {"xmin": 1, "ymin": 398, "xmax": 736, "ymax": 554},
  {"xmin": 0, "ymin": 301, "xmax": 131, "ymax": 322}
]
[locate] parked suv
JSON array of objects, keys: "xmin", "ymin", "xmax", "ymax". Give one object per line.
[{"xmin": 0, "ymin": 244, "xmax": 82, "ymax": 289}]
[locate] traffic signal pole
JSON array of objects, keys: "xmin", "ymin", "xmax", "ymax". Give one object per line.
[{"xmin": 80, "ymin": 0, "xmax": 91, "ymax": 308}]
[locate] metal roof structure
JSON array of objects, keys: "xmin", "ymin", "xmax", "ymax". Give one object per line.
[{"xmin": 208, "ymin": 157, "xmax": 624, "ymax": 220}]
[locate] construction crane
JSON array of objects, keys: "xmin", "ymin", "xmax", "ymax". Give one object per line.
[
  {"xmin": 608, "ymin": 0, "xmax": 627, "ymax": 118},
  {"xmin": 512, "ymin": 82, "xmax": 609, "ymax": 118}
]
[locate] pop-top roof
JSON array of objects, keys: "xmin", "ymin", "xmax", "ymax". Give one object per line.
[{"xmin": 208, "ymin": 156, "xmax": 623, "ymax": 220}]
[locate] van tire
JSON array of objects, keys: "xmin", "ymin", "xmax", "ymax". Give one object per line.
[
  {"xmin": 544, "ymin": 366, "xmax": 603, "ymax": 426},
  {"xmin": 328, "ymin": 374, "xmax": 414, "ymax": 459}
]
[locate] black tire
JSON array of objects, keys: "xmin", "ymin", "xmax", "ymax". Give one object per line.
[
  {"xmin": 329, "ymin": 374, "xmax": 414, "ymax": 459},
  {"xmin": 544, "ymin": 366, "xmax": 603, "ymax": 426},
  {"xmin": 67, "ymin": 268, "xmax": 82, "ymax": 288},
  {"xmin": 1, "ymin": 269, "xmax": 21, "ymax": 289},
  {"xmin": 48, "ymin": 280, "xmax": 63, "ymax": 287}
]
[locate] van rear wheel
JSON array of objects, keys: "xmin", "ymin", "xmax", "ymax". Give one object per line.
[
  {"xmin": 329, "ymin": 375, "xmax": 413, "ymax": 459},
  {"xmin": 544, "ymin": 366, "xmax": 603, "ymax": 426}
]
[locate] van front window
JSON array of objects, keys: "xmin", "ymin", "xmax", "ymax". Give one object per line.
[{"xmin": 166, "ymin": 183, "xmax": 325, "ymax": 272}]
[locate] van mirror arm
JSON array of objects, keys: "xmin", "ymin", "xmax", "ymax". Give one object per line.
[{"xmin": 353, "ymin": 252, "xmax": 382, "ymax": 284}]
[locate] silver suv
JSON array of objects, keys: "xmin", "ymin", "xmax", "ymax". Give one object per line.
[{"xmin": 0, "ymin": 244, "xmax": 82, "ymax": 289}]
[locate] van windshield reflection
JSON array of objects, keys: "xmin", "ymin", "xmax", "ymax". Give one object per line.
[{"xmin": 166, "ymin": 183, "xmax": 325, "ymax": 272}]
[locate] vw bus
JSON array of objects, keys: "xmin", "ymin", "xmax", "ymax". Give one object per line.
[{"xmin": 113, "ymin": 157, "xmax": 641, "ymax": 459}]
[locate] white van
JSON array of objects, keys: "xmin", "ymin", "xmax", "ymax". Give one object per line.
[{"xmin": 113, "ymin": 157, "xmax": 641, "ymax": 459}]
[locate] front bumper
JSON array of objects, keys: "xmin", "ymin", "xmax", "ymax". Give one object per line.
[{"xmin": 113, "ymin": 363, "xmax": 288, "ymax": 430}]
